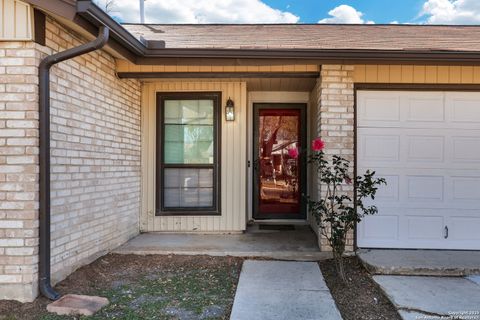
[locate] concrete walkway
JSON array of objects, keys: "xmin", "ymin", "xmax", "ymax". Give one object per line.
[
  {"xmin": 114, "ymin": 226, "xmax": 331, "ymax": 261},
  {"xmin": 374, "ymin": 275, "xmax": 480, "ymax": 320},
  {"xmin": 358, "ymin": 249, "xmax": 480, "ymax": 276},
  {"xmin": 230, "ymin": 260, "xmax": 342, "ymax": 320}
]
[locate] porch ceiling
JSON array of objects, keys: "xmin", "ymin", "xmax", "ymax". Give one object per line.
[
  {"xmin": 140, "ymin": 77, "xmax": 317, "ymax": 92},
  {"xmin": 246, "ymin": 77, "xmax": 317, "ymax": 91}
]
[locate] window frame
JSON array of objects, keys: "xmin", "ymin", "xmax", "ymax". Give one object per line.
[{"xmin": 156, "ymin": 92, "xmax": 222, "ymax": 216}]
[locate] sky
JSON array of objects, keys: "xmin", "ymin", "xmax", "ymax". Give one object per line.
[{"xmin": 96, "ymin": 0, "xmax": 480, "ymax": 25}]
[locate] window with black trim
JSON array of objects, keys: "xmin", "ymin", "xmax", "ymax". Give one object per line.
[{"xmin": 156, "ymin": 92, "xmax": 221, "ymax": 215}]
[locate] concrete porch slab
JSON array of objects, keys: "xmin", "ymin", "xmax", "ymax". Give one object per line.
[
  {"xmin": 230, "ymin": 260, "xmax": 342, "ymax": 320},
  {"xmin": 114, "ymin": 226, "xmax": 330, "ymax": 261},
  {"xmin": 358, "ymin": 249, "xmax": 480, "ymax": 276},
  {"xmin": 373, "ymin": 275, "xmax": 480, "ymax": 319}
]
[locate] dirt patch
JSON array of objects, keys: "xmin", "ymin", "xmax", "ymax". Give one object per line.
[
  {"xmin": 320, "ymin": 256, "xmax": 401, "ymax": 320},
  {"xmin": 0, "ymin": 254, "xmax": 242, "ymax": 320}
]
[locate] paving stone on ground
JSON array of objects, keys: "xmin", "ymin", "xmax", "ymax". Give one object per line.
[
  {"xmin": 230, "ymin": 260, "xmax": 342, "ymax": 320},
  {"xmin": 373, "ymin": 275, "xmax": 480, "ymax": 319},
  {"xmin": 46, "ymin": 294, "xmax": 109, "ymax": 316},
  {"xmin": 466, "ymin": 274, "xmax": 480, "ymax": 286}
]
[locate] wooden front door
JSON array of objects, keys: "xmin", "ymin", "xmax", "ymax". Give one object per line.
[{"xmin": 253, "ymin": 104, "xmax": 307, "ymax": 219}]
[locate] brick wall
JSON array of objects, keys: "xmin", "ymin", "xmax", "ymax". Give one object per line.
[
  {"xmin": 0, "ymin": 16, "xmax": 142, "ymax": 301},
  {"xmin": 0, "ymin": 41, "xmax": 42, "ymax": 302},
  {"xmin": 315, "ymin": 64, "xmax": 355, "ymax": 252},
  {"xmin": 45, "ymin": 18, "xmax": 141, "ymax": 283}
]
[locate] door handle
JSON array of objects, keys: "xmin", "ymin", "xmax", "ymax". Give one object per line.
[
  {"xmin": 252, "ymin": 159, "xmax": 260, "ymax": 171},
  {"xmin": 444, "ymin": 226, "xmax": 449, "ymax": 239}
]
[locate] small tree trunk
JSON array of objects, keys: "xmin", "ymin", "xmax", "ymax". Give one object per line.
[{"xmin": 333, "ymin": 249, "xmax": 347, "ymax": 284}]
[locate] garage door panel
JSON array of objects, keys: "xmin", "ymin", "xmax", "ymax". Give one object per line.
[
  {"xmin": 358, "ymin": 92, "xmax": 401, "ymax": 123},
  {"xmin": 359, "ymin": 134, "xmax": 480, "ymax": 169},
  {"xmin": 407, "ymin": 135, "xmax": 445, "ymax": 162},
  {"xmin": 360, "ymin": 214, "xmax": 399, "ymax": 241},
  {"xmin": 406, "ymin": 94, "xmax": 445, "ymax": 122},
  {"xmin": 447, "ymin": 216, "xmax": 480, "ymax": 241},
  {"xmin": 369, "ymin": 174, "xmax": 400, "ymax": 202},
  {"xmin": 452, "ymin": 137, "xmax": 480, "ymax": 163},
  {"xmin": 406, "ymin": 215, "xmax": 444, "ymax": 240},
  {"xmin": 359, "ymin": 91, "xmax": 480, "ymax": 129},
  {"xmin": 357, "ymin": 90, "xmax": 480, "ymax": 250},
  {"xmin": 406, "ymin": 175, "xmax": 444, "ymax": 202},
  {"xmin": 451, "ymin": 177, "xmax": 480, "ymax": 202},
  {"xmin": 359, "ymin": 134, "xmax": 400, "ymax": 162},
  {"xmin": 361, "ymin": 170, "xmax": 480, "ymax": 209},
  {"xmin": 446, "ymin": 92, "xmax": 480, "ymax": 125}
]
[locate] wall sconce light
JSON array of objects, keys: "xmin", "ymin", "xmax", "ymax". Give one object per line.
[{"xmin": 225, "ymin": 98, "xmax": 235, "ymax": 121}]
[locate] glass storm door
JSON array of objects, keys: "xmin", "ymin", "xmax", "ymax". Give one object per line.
[{"xmin": 253, "ymin": 104, "xmax": 307, "ymax": 219}]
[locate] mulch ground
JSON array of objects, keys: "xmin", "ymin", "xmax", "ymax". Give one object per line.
[
  {"xmin": 0, "ymin": 254, "xmax": 243, "ymax": 320},
  {"xmin": 320, "ymin": 256, "xmax": 402, "ymax": 320},
  {"xmin": 0, "ymin": 254, "xmax": 401, "ymax": 320}
]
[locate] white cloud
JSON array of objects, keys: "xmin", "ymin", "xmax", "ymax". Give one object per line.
[
  {"xmin": 318, "ymin": 5, "xmax": 373, "ymax": 24},
  {"xmin": 107, "ymin": 0, "xmax": 299, "ymax": 23},
  {"xmin": 421, "ymin": 0, "xmax": 480, "ymax": 24}
]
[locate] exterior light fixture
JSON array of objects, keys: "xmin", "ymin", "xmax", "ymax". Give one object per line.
[{"xmin": 225, "ymin": 97, "xmax": 235, "ymax": 121}]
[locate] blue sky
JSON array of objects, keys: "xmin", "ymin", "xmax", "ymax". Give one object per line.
[
  {"xmin": 264, "ymin": 0, "xmax": 424, "ymax": 24},
  {"xmin": 101, "ymin": 0, "xmax": 480, "ymax": 25}
]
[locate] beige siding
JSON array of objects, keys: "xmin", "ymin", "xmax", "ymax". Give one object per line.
[
  {"xmin": 142, "ymin": 81, "xmax": 247, "ymax": 232},
  {"xmin": 0, "ymin": 0, "xmax": 33, "ymax": 40},
  {"xmin": 116, "ymin": 60, "xmax": 320, "ymax": 73},
  {"xmin": 354, "ymin": 65, "xmax": 480, "ymax": 84}
]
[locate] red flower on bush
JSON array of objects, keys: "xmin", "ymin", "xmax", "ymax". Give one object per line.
[
  {"xmin": 311, "ymin": 138, "xmax": 325, "ymax": 151},
  {"xmin": 288, "ymin": 147, "xmax": 299, "ymax": 159}
]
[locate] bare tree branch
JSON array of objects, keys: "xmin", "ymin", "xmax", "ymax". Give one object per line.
[{"xmin": 94, "ymin": 0, "xmax": 116, "ymax": 14}]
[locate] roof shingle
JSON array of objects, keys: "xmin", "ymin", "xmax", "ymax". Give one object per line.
[{"xmin": 121, "ymin": 24, "xmax": 480, "ymax": 52}]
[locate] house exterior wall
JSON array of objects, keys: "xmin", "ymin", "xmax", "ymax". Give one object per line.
[
  {"xmin": 141, "ymin": 81, "xmax": 247, "ymax": 232},
  {"xmin": 315, "ymin": 65, "xmax": 355, "ymax": 252},
  {"xmin": 314, "ymin": 64, "xmax": 480, "ymax": 252},
  {"xmin": 4, "ymin": 6, "xmax": 480, "ymax": 301},
  {"xmin": 0, "ymin": 16, "xmax": 142, "ymax": 302},
  {"xmin": 354, "ymin": 65, "xmax": 480, "ymax": 84},
  {"xmin": 45, "ymin": 18, "xmax": 141, "ymax": 283},
  {"xmin": 0, "ymin": 0, "xmax": 33, "ymax": 41},
  {"xmin": 0, "ymin": 40, "xmax": 41, "ymax": 301}
]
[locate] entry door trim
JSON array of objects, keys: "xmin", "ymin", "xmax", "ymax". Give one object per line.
[{"xmin": 252, "ymin": 103, "xmax": 307, "ymax": 220}]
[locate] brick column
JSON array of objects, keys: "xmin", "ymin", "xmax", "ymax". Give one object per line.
[
  {"xmin": 0, "ymin": 41, "xmax": 40, "ymax": 302},
  {"xmin": 315, "ymin": 65, "xmax": 355, "ymax": 252}
]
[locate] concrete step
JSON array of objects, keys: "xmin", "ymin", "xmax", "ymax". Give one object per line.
[
  {"xmin": 114, "ymin": 231, "xmax": 332, "ymax": 261},
  {"xmin": 358, "ymin": 249, "xmax": 480, "ymax": 276}
]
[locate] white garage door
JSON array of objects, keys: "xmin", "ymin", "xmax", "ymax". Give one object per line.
[{"xmin": 357, "ymin": 90, "xmax": 480, "ymax": 250}]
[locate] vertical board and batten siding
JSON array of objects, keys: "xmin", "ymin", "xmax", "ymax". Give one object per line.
[
  {"xmin": 354, "ymin": 65, "xmax": 480, "ymax": 84},
  {"xmin": 142, "ymin": 81, "xmax": 247, "ymax": 232},
  {"xmin": 116, "ymin": 60, "xmax": 320, "ymax": 73},
  {"xmin": 0, "ymin": 0, "xmax": 33, "ymax": 40}
]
